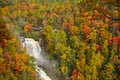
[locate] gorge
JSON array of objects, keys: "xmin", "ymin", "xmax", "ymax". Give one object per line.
[{"xmin": 21, "ymin": 38, "xmax": 58, "ymax": 80}]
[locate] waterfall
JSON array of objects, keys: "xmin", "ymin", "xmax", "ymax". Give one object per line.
[
  {"xmin": 21, "ymin": 38, "xmax": 52, "ymax": 80},
  {"xmin": 23, "ymin": 38, "xmax": 41, "ymax": 59}
]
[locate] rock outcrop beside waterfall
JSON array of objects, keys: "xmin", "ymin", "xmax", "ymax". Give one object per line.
[{"xmin": 38, "ymin": 47, "xmax": 60, "ymax": 80}]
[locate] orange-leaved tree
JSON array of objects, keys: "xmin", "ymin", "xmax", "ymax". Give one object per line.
[{"xmin": 0, "ymin": 7, "xmax": 37, "ymax": 80}]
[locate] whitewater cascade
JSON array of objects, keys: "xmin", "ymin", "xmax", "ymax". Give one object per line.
[{"xmin": 21, "ymin": 38, "xmax": 52, "ymax": 80}]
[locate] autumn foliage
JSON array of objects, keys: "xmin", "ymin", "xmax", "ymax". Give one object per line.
[
  {"xmin": 0, "ymin": 14, "xmax": 36, "ymax": 80},
  {"xmin": 0, "ymin": 0, "xmax": 120, "ymax": 80}
]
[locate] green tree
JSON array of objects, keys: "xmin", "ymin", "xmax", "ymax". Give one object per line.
[{"xmin": 99, "ymin": 62, "xmax": 114, "ymax": 80}]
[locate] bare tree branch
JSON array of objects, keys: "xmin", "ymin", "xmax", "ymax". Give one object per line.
[{"xmin": 85, "ymin": 0, "xmax": 120, "ymax": 20}]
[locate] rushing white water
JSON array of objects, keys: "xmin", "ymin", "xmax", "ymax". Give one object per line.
[{"xmin": 21, "ymin": 38, "xmax": 52, "ymax": 80}]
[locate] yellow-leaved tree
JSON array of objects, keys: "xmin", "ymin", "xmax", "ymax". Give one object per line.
[{"xmin": 0, "ymin": 6, "xmax": 37, "ymax": 80}]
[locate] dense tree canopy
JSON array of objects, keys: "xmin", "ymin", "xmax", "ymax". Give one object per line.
[
  {"xmin": 0, "ymin": 0, "xmax": 120, "ymax": 80},
  {"xmin": 0, "ymin": 2, "xmax": 37, "ymax": 80}
]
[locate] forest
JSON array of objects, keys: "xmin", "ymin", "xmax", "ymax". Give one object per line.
[{"xmin": 0, "ymin": 0, "xmax": 120, "ymax": 80}]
